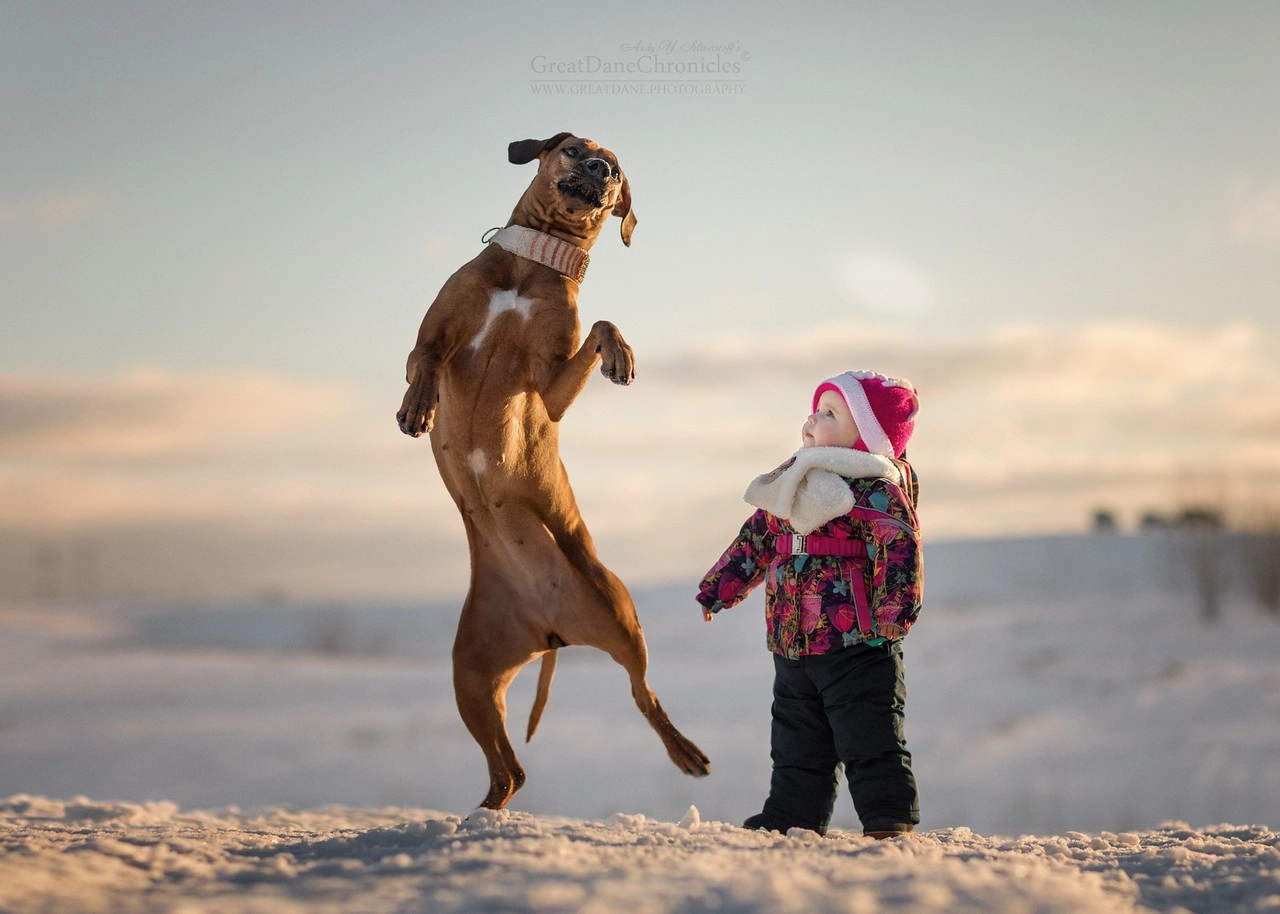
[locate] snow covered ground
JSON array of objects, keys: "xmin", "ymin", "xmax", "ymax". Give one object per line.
[
  {"xmin": 3, "ymin": 797, "xmax": 1278, "ymax": 914},
  {"xmin": 2, "ymin": 532, "xmax": 1280, "ymax": 912}
]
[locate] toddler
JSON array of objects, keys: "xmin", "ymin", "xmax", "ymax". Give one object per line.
[{"xmin": 696, "ymin": 370, "xmax": 922, "ymax": 838}]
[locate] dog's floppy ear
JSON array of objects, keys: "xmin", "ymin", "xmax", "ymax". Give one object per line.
[
  {"xmin": 508, "ymin": 132, "xmax": 574, "ymax": 165},
  {"xmin": 614, "ymin": 176, "xmax": 636, "ymax": 247}
]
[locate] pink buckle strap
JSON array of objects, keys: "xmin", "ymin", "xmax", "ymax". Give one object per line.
[{"xmin": 776, "ymin": 534, "xmax": 866, "ymax": 557}]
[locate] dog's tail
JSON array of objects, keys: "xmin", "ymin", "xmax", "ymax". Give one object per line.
[{"xmin": 526, "ymin": 649, "xmax": 558, "ymax": 742}]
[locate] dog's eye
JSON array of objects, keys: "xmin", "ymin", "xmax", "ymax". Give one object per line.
[
  {"xmin": 610, "ymin": 167, "xmax": 620, "ymax": 179},
  {"xmin": 564, "ymin": 146, "xmax": 580, "ymax": 158}
]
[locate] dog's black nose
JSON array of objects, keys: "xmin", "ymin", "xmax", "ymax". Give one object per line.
[{"xmin": 583, "ymin": 158, "xmax": 612, "ymax": 179}]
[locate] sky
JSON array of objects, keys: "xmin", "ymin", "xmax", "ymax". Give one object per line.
[{"xmin": 2, "ymin": 1, "xmax": 1279, "ymax": 602}]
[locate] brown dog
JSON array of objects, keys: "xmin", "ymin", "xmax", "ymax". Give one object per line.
[{"xmin": 397, "ymin": 132, "xmax": 710, "ymax": 809}]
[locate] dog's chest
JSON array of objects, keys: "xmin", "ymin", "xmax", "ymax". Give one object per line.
[
  {"xmin": 470, "ymin": 289, "xmax": 534, "ymax": 352},
  {"xmin": 459, "ymin": 283, "xmax": 576, "ymax": 374}
]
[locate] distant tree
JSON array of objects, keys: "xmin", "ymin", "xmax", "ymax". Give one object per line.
[
  {"xmin": 1172, "ymin": 505, "xmax": 1227, "ymax": 624},
  {"xmin": 1176, "ymin": 507, "xmax": 1224, "ymax": 529},
  {"xmin": 1091, "ymin": 509, "xmax": 1118, "ymax": 533},
  {"xmin": 1240, "ymin": 511, "xmax": 1280, "ymax": 616},
  {"xmin": 1140, "ymin": 511, "xmax": 1170, "ymax": 531}
]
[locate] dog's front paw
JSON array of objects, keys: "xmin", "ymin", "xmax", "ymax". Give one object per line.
[
  {"xmin": 397, "ymin": 379, "xmax": 437, "ymax": 437},
  {"xmin": 592, "ymin": 320, "xmax": 635, "ymax": 386}
]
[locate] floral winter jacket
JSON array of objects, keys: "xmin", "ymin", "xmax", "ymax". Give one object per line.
[{"xmin": 697, "ymin": 451, "xmax": 922, "ymax": 659}]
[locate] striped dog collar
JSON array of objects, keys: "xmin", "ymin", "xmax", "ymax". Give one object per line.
[{"xmin": 485, "ymin": 225, "xmax": 589, "ymax": 283}]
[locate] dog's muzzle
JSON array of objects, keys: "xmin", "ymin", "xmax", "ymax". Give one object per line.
[{"xmin": 558, "ymin": 159, "xmax": 615, "ymax": 206}]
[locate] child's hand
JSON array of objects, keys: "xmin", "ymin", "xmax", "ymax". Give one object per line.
[
  {"xmin": 701, "ymin": 606, "xmax": 714, "ymax": 623},
  {"xmin": 878, "ymin": 623, "xmax": 904, "ymax": 640}
]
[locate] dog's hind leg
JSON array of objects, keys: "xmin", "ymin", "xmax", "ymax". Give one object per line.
[
  {"xmin": 452, "ymin": 654, "xmax": 526, "ymax": 809},
  {"xmin": 616, "ymin": 636, "xmax": 712, "ymax": 779},
  {"xmin": 561, "ymin": 578, "xmax": 711, "ymax": 779},
  {"xmin": 452, "ymin": 587, "xmax": 542, "ymax": 810}
]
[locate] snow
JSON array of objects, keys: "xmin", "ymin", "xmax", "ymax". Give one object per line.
[
  {"xmin": 3, "ymin": 532, "xmax": 1280, "ymax": 913},
  {"xmin": 3, "ymin": 799, "xmax": 1278, "ymax": 914}
]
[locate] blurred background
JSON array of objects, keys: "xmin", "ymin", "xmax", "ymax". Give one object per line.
[{"xmin": 4, "ymin": 1, "xmax": 1279, "ymax": 604}]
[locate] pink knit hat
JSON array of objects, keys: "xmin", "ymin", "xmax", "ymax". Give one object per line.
[{"xmin": 813, "ymin": 370, "xmax": 919, "ymax": 459}]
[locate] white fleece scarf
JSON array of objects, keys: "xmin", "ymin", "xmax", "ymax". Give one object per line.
[{"xmin": 744, "ymin": 447, "xmax": 901, "ymax": 535}]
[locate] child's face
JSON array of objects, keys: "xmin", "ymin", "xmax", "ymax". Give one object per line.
[{"xmin": 802, "ymin": 390, "xmax": 861, "ymax": 449}]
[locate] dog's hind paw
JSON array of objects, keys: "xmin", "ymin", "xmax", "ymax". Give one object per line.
[{"xmin": 670, "ymin": 735, "xmax": 711, "ymax": 778}]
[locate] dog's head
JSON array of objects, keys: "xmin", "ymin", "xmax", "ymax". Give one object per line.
[{"xmin": 508, "ymin": 133, "xmax": 636, "ymax": 248}]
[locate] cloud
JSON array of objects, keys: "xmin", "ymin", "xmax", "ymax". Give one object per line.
[
  {"xmin": 0, "ymin": 368, "xmax": 463, "ymax": 600},
  {"xmin": 837, "ymin": 249, "xmax": 938, "ymax": 315},
  {"xmin": 0, "ymin": 191, "xmax": 102, "ymax": 230},
  {"xmin": 0, "ymin": 368, "xmax": 449, "ymax": 528},
  {"xmin": 0, "ymin": 369, "xmax": 356, "ymax": 460},
  {"xmin": 572, "ymin": 318, "xmax": 1280, "ymax": 539},
  {"xmin": 5, "ymin": 323, "xmax": 1279, "ymax": 601},
  {"xmin": 1229, "ymin": 178, "xmax": 1280, "ymax": 247}
]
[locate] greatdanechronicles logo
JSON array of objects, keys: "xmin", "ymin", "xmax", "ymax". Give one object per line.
[{"xmin": 529, "ymin": 39, "xmax": 749, "ymax": 95}]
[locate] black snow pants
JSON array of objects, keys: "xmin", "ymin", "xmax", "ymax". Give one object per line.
[{"xmin": 761, "ymin": 640, "xmax": 920, "ymax": 835}]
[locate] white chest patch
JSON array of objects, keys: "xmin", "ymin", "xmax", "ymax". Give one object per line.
[
  {"xmin": 467, "ymin": 448, "xmax": 487, "ymax": 475},
  {"xmin": 471, "ymin": 289, "xmax": 533, "ymax": 350}
]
